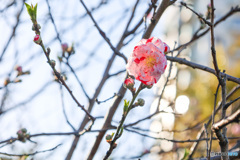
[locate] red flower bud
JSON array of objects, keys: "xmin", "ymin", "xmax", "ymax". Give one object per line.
[
  {"xmin": 124, "ymin": 78, "xmax": 135, "ymax": 89},
  {"xmin": 33, "ymin": 34, "xmax": 42, "ymax": 44},
  {"xmin": 15, "ymin": 65, "xmax": 22, "ymax": 73}
]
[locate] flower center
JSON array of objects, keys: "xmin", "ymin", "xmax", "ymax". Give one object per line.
[{"xmin": 146, "ymin": 56, "xmax": 156, "ymax": 68}]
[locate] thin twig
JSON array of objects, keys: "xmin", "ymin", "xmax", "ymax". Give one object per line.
[
  {"xmin": 209, "ymin": 84, "xmax": 220, "ymax": 159},
  {"xmin": 0, "ymin": 0, "xmax": 25, "ymax": 62},
  {"xmin": 125, "ymin": 128, "xmax": 240, "ymax": 142},
  {"xmin": 66, "ymin": 61, "xmax": 90, "ymax": 100},
  {"xmin": 180, "ymin": 2, "xmax": 212, "ymax": 26},
  {"xmin": 224, "ymin": 96, "xmax": 240, "ymax": 110},
  {"xmin": 156, "ymin": 44, "xmax": 175, "ymax": 111},
  {"xmin": 204, "ymin": 123, "xmax": 209, "ymax": 159},
  {"xmin": 79, "ymin": 0, "xmax": 128, "ymax": 63},
  {"xmin": 210, "ymin": 0, "xmax": 220, "ymax": 80},
  {"xmin": 108, "ymin": 69, "xmax": 126, "ymax": 78},
  {"xmin": 60, "ymin": 85, "xmax": 76, "ymax": 131},
  {"xmin": 95, "ymin": 93, "xmax": 119, "ymax": 104},
  {"xmin": 0, "ymin": 144, "xmax": 62, "ymax": 157},
  {"xmin": 172, "ymin": 6, "xmax": 240, "ymax": 52},
  {"xmin": 45, "ymin": 0, "xmax": 62, "ymax": 44}
]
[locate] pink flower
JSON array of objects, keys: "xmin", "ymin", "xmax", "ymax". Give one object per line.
[
  {"xmin": 126, "ymin": 37, "xmax": 168, "ymax": 85},
  {"xmin": 33, "ymin": 34, "xmax": 41, "ymax": 44},
  {"xmin": 124, "ymin": 78, "xmax": 135, "ymax": 89}
]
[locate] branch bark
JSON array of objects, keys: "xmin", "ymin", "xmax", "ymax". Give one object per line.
[
  {"xmin": 142, "ymin": 0, "xmax": 176, "ymax": 39},
  {"xmin": 212, "ymin": 109, "xmax": 240, "ymax": 160}
]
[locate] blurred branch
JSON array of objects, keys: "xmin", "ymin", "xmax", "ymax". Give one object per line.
[
  {"xmin": 0, "ymin": 0, "xmax": 25, "ymax": 62},
  {"xmin": 0, "ymin": 129, "xmax": 109, "ymax": 146},
  {"xmin": 0, "ymin": 144, "xmax": 61, "ymax": 157},
  {"xmin": 60, "ymin": 85, "xmax": 76, "ymax": 131},
  {"xmin": 167, "ymin": 56, "xmax": 240, "ymax": 84},
  {"xmin": 212, "ymin": 109, "xmax": 240, "ymax": 160},
  {"xmin": 0, "ymin": 0, "xmax": 16, "ymax": 13},
  {"xmin": 47, "ymin": 0, "xmax": 91, "ymax": 102},
  {"xmin": 79, "ymin": 0, "xmax": 128, "ymax": 63},
  {"xmin": 126, "ymin": 6, "xmax": 153, "ymax": 36},
  {"xmin": 156, "ymin": 45, "xmax": 175, "ymax": 111},
  {"xmin": 45, "ymin": 0, "xmax": 62, "ymax": 44},
  {"xmin": 209, "ymin": 0, "xmax": 228, "ymax": 158},
  {"xmin": 38, "ymin": 39, "xmax": 95, "ymax": 120},
  {"xmin": 108, "ymin": 69, "xmax": 126, "ymax": 78},
  {"xmin": 125, "ymin": 128, "xmax": 240, "ymax": 142},
  {"xmin": 66, "ymin": 61, "xmax": 90, "ymax": 100},
  {"xmin": 142, "ymin": 0, "xmax": 176, "ymax": 39},
  {"xmin": 209, "ymin": 0, "xmax": 220, "ymax": 80},
  {"xmin": 189, "ymin": 85, "xmax": 240, "ymax": 158},
  {"xmin": 209, "ymin": 84, "xmax": 220, "ymax": 160},
  {"xmin": 124, "ymin": 103, "xmax": 176, "ymax": 128},
  {"xmin": 0, "ymin": 87, "xmax": 9, "ymax": 113},
  {"xmin": 204, "ymin": 123, "xmax": 209, "ymax": 159},
  {"xmin": 180, "ymin": 1, "xmax": 212, "ymax": 26},
  {"xmin": 0, "ymin": 81, "xmax": 53, "ymax": 115},
  {"xmin": 224, "ymin": 97, "xmax": 240, "ymax": 110},
  {"xmin": 95, "ymin": 93, "xmax": 120, "ymax": 104},
  {"xmin": 172, "ymin": 5, "xmax": 240, "ymax": 52}
]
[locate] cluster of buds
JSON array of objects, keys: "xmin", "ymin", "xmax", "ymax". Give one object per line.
[
  {"xmin": 3, "ymin": 65, "xmax": 31, "ymax": 87},
  {"xmin": 61, "ymin": 43, "xmax": 75, "ymax": 58},
  {"xmin": 3, "ymin": 77, "xmax": 25, "ymax": 87},
  {"xmin": 3, "ymin": 78, "xmax": 22, "ymax": 86},
  {"xmin": 15, "ymin": 65, "xmax": 30, "ymax": 77},
  {"xmin": 105, "ymin": 133, "xmax": 117, "ymax": 149},
  {"xmin": 123, "ymin": 77, "xmax": 135, "ymax": 93},
  {"xmin": 17, "ymin": 128, "xmax": 29, "ymax": 143}
]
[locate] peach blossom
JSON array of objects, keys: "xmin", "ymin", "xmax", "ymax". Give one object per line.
[{"xmin": 126, "ymin": 37, "xmax": 168, "ymax": 85}]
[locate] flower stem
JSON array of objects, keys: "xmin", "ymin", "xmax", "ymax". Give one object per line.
[{"xmin": 104, "ymin": 83, "xmax": 144, "ymax": 159}]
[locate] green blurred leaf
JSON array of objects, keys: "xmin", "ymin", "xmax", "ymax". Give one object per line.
[
  {"xmin": 181, "ymin": 148, "xmax": 189, "ymax": 160},
  {"xmin": 25, "ymin": 3, "xmax": 33, "ymax": 17},
  {"xmin": 32, "ymin": 3, "xmax": 38, "ymax": 22},
  {"xmin": 24, "ymin": 3, "xmax": 38, "ymax": 23}
]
